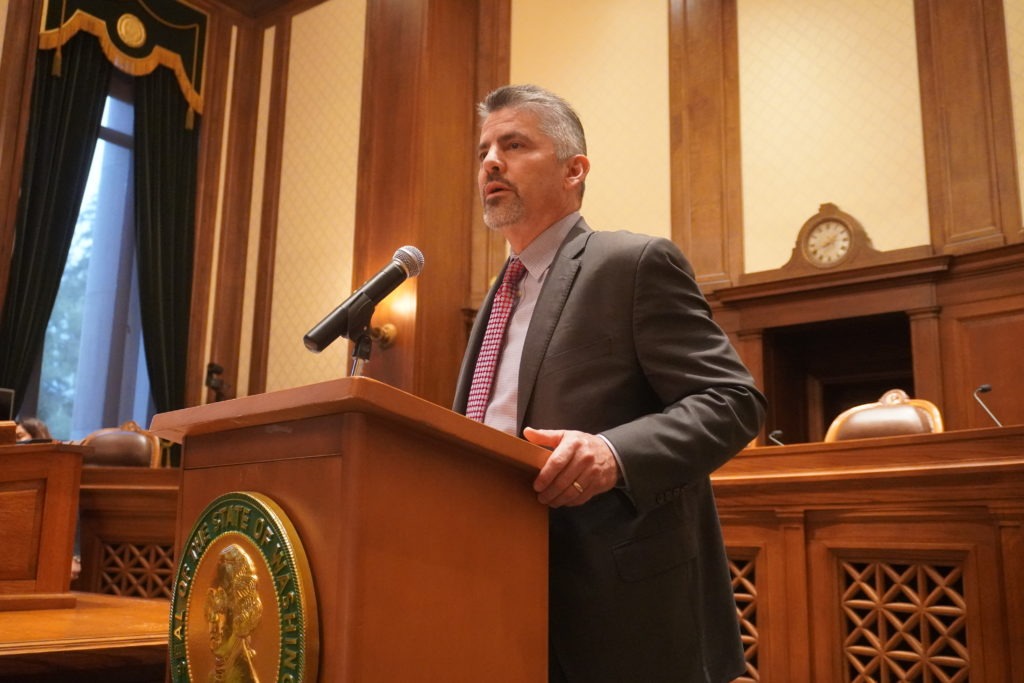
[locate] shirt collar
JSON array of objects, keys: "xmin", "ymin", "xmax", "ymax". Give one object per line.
[{"xmin": 514, "ymin": 211, "xmax": 580, "ymax": 279}]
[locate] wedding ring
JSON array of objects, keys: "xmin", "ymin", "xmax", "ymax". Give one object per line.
[{"xmin": 572, "ymin": 481, "xmax": 584, "ymax": 493}]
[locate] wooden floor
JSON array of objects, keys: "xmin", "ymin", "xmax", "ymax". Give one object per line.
[{"xmin": 0, "ymin": 592, "xmax": 168, "ymax": 681}]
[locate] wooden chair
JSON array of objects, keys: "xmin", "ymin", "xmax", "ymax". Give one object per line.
[
  {"xmin": 824, "ymin": 389, "xmax": 944, "ymax": 442},
  {"xmin": 80, "ymin": 420, "xmax": 163, "ymax": 467}
]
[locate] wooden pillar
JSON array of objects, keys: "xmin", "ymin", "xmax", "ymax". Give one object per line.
[
  {"xmin": 668, "ymin": 0, "xmax": 744, "ymax": 290},
  {"xmin": 908, "ymin": 306, "xmax": 943, "ymax": 409},
  {"xmin": 353, "ymin": 0, "xmax": 484, "ymax": 407},
  {"xmin": 914, "ymin": 0, "xmax": 1021, "ymax": 253}
]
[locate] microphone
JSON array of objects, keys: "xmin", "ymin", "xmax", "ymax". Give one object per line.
[
  {"xmin": 973, "ymin": 384, "xmax": 1003, "ymax": 427},
  {"xmin": 768, "ymin": 429, "xmax": 785, "ymax": 446},
  {"xmin": 304, "ymin": 246, "xmax": 424, "ymax": 353}
]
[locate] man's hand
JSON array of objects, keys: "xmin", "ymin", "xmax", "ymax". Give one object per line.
[{"xmin": 525, "ymin": 427, "xmax": 621, "ymax": 507}]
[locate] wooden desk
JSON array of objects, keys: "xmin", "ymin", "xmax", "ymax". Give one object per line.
[
  {"xmin": 0, "ymin": 592, "xmax": 168, "ymax": 681},
  {"xmin": 0, "ymin": 443, "xmax": 83, "ymax": 610},
  {"xmin": 714, "ymin": 426, "xmax": 1024, "ymax": 683},
  {"xmin": 75, "ymin": 466, "xmax": 180, "ymax": 599}
]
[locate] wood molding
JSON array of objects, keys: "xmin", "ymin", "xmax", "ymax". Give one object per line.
[
  {"xmin": 0, "ymin": 0, "xmax": 44, "ymax": 310},
  {"xmin": 247, "ymin": 21, "xmax": 291, "ymax": 396},
  {"xmin": 668, "ymin": 0, "xmax": 743, "ymax": 290},
  {"xmin": 470, "ymin": 0, "xmax": 512, "ymax": 311},
  {"xmin": 186, "ymin": 12, "xmax": 236, "ymax": 407},
  {"xmin": 205, "ymin": 22, "xmax": 265, "ymax": 403},
  {"xmin": 914, "ymin": 0, "xmax": 1021, "ymax": 253}
]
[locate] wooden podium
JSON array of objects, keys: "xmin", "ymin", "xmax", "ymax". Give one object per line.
[{"xmin": 151, "ymin": 377, "xmax": 549, "ymax": 682}]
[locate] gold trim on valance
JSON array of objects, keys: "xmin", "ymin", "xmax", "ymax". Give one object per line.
[{"xmin": 39, "ymin": 0, "xmax": 207, "ymax": 116}]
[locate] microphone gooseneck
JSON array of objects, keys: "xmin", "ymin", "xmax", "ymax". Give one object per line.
[{"xmin": 973, "ymin": 384, "xmax": 1003, "ymax": 427}]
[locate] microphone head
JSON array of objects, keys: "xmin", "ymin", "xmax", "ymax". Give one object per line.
[
  {"xmin": 975, "ymin": 383, "xmax": 992, "ymax": 394},
  {"xmin": 394, "ymin": 246, "xmax": 425, "ymax": 277}
]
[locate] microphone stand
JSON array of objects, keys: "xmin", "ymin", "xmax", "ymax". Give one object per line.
[
  {"xmin": 350, "ymin": 333, "xmax": 373, "ymax": 377},
  {"xmin": 343, "ymin": 294, "xmax": 377, "ymax": 378}
]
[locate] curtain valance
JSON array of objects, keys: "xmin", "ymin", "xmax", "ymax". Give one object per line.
[{"xmin": 38, "ymin": 0, "xmax": 207, "ymax": 116}]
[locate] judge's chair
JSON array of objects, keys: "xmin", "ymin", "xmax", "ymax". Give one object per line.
[
  {"xmin": 824, "ymin": 389, "xmax": 944, "ymax": 442},
  {"xmin": 80, "ymin": 419, "xmax": 164, "ymax": 467}
]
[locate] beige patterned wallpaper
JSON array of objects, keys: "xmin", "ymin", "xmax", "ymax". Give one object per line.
[
  {"xmin": 1005, "ymin": 0, "xmax": 1024, "ymax": 223},
  {"xmin": 266, "ymin": 0, "xmax": 366, "ymax": 392},
  {"xmin": 510, "ymin": 0, "xmax": 671, "ymax": 239},
  {"xmin": 737, "ymin": 0, "xmax": 930, "ymax": 273}
]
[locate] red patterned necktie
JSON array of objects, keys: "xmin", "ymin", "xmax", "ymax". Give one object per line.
[{"xmin": 466, "ymin": 258, "xmax": 527, "ymax": 422}]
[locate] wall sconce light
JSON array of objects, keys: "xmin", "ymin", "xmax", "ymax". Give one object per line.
[{"xmin": 370, "ymin": 323, "xmax": 398, "ymax": 349}]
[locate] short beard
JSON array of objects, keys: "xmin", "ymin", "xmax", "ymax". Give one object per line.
[{"xmin": 482, "ymin": 196, "xmax": 525, "ymax": 230}]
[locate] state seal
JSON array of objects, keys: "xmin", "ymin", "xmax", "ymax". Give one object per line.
[{"xmin": 169, "ymin": 491, "xmax": 318, "ymax": 682}]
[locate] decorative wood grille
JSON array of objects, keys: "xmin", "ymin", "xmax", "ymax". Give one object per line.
[
  {"xmin": 99, "ymin": 542, "xmax": 175, "ymax": 599},
  {"xmin": 841, "ymin": 560, "xmax": 970, "ymax": 683},
  {"xmin": 731, "ymin": 555, "xmax": 760, "ymax": 682}
]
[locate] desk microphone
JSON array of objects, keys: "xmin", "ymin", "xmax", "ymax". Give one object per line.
[
  {"xmin": 768, "ymin": 429, "xmax": 785, "ymax": 446},
  {"xmin": 304, "ymin": 246, "xmax": 424, "ymax": 352},
  {"xmin": 973, "ymin": 384, "xmax": 1003, "ymax": 427}
]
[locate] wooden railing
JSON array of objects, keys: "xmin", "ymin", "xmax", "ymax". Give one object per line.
[
  {"xmin": 715, "ymin": 426, "xmax": 1024, "ymax": 683},
  {"xmin": 74, "ymin": 466, "xmax": 179, "ymax": 600}
]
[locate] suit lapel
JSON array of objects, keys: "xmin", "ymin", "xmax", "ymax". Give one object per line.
[{"xmin": 516, "ymin": 222, "xmax": 593, "ymax": 433}]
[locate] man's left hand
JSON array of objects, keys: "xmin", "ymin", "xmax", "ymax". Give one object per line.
[{"xmin": 525, "ymin": 427, "xmax": 621, "ymax": 508}]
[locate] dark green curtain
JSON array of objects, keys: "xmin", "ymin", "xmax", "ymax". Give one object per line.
[
  {"xmin": 134, "ymin": 66, "xmax": 198, "ymax": 415},
  {"xmin": 0, "ymin": 33, "xmax": 112, "ymax": 414}
]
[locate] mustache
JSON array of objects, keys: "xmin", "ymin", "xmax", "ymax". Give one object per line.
[{"xmin": 483, "ymin": 173, "xmax": 517, "ymax": 196}]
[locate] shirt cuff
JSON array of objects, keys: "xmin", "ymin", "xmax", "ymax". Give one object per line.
[{"xmin": 597, "ymin": 433, "xmax": 629, "ymax": 490}]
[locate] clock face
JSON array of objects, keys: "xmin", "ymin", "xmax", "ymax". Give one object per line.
[{"xmin": 804, "ymin": 220, "xmax": 852, "ymax": 267}]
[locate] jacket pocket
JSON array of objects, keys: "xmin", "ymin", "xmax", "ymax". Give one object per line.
[
  {"xmin": 539, "ymin": 335, "xmax": 613, "ymax": 376},
  {"xmin": 612, "ymin": 524, "xmax": 696, "ymax": 583}
]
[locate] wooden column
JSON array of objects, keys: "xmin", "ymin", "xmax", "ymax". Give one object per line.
[
  {"xmin": 0, "ymin": 0, "xmax": 44, "ymax": 308},
  {"xmin": 668, "ymin": 0, "xmax": 744, "ymax": 290},
  {"xmin": 908, "ymin": 306, "xmax": 943, "ymax": 408},
  {"xmin": 914, "ymin": 0, "xmax": 1021, "ymax": 253},
  {"xmin": 353, "ymin": 0, "xmax": 483, "ymax": 406}
]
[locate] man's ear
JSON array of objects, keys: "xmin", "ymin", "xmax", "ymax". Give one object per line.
[{"xmin": 564, "ymin": 154, "xmax": 590, "ymax": 190}]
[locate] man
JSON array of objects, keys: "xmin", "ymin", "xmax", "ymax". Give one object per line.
[{"xmin": 454, "ymin": 84, "xmax": 766, "ymax": 683}]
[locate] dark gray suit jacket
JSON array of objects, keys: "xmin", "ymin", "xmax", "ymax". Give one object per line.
[{"xmin": 454, "ymin": 220, "xmax": 765, "ymax": 682}]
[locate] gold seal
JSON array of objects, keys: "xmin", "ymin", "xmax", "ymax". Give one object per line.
[
  {"xmin": 116, "ymin": 13, "xmax": 146, "ymax": 48},
  {"xmin": 170, "ymin": 492, "xmax": 319, "ymax": 682}
]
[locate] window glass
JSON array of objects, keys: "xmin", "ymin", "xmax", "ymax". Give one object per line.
[{"xmin": 25, "ymin": 75, "xmax": 153, "ymax": 440}]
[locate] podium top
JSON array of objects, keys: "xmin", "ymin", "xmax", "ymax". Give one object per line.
[{"xmin": 150, "ymin": 377, "xmax": 547, "ymax": 473}]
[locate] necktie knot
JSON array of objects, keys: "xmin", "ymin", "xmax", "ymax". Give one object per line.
[{"xmin": 502, "ymin": 257, "xmax": 526, "ymax": 289}]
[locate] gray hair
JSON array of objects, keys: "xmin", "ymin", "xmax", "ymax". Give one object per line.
[{"xmin": 478, "ymin": 84, "xmax": 587, "ymax": 162}]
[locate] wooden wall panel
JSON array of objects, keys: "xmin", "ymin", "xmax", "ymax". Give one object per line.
[
  {"xmin": 668, "ymin": 0, "xmax": 743, "ymax": 289},
  {"xmin": 940, "ymin": 295, "xmax": 1024, "ymax": 429},
  {"xmin": 721, "ymin": 512, "xmax": 810, "ymax": 682},
  {"xmin": 714, "ymin": 245, "xmax": 1022, "ymax": 438},
  {"xmin": 915, "ymin": 0, "xmax": 1021, "ymax": 253}
]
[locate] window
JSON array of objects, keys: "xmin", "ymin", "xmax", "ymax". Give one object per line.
[{"xmin": 19, "ymin": 72, "xmax": 153, "ymax": 440}]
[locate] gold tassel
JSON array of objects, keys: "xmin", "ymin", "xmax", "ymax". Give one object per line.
[
  {"xmin": 186, "ymin": 106, "xmax": 194, "ymax": 130},
  {"xmin": 52, "ymin": 0, "xmax": 67, "ymax": 76}
]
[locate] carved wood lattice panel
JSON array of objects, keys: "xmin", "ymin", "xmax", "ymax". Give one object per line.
[
  {"xmin": 731, "ymin": 554, "xmax": 760, "ymax": 682},
  {"xmin": 99, "ymin": 542, "xmax": 175, "ymax": 599},
  {"xmin": 841, "ymin": 560, "xmax": 970, "ymax": 683}
]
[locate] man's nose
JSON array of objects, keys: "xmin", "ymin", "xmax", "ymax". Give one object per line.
[{"xmin": 480, "ymin": 148, "xmax": 503, "ymax": 173}]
